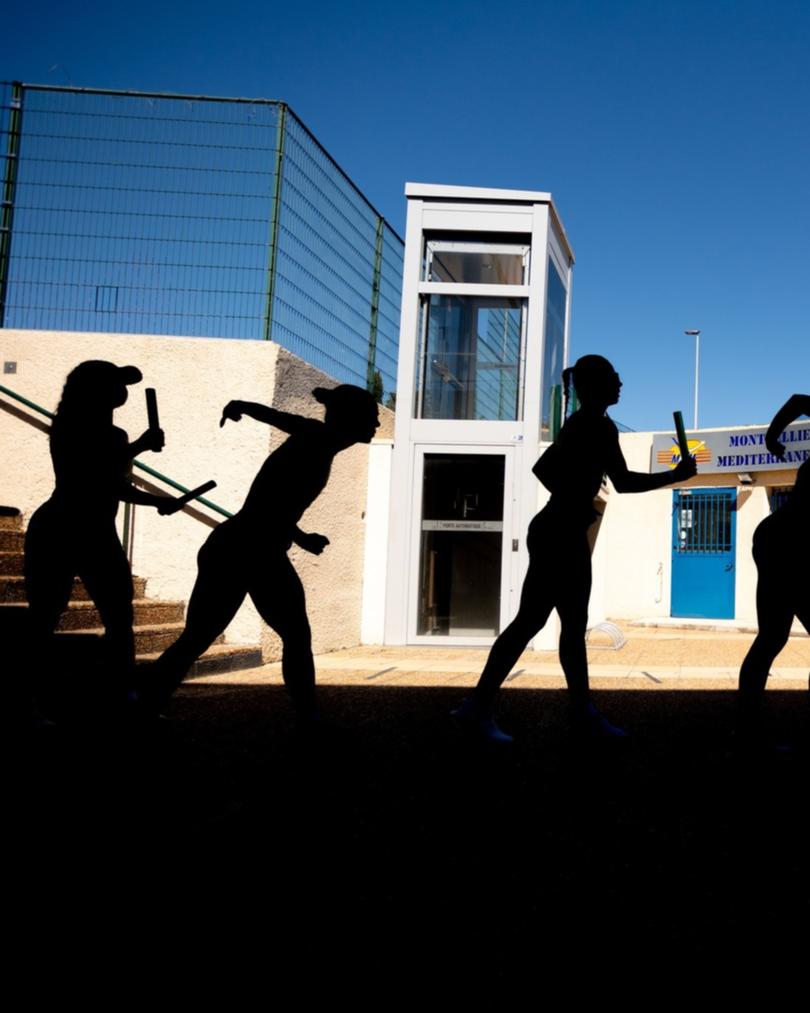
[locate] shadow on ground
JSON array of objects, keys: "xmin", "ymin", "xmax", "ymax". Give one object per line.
[{"xmin": 16, "ymin": 685, "xmax": 809, "ymax": 986}]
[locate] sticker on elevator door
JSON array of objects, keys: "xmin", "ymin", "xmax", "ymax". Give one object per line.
[{"xmin": 421, "ymin": 520, "xmax": 504, "ymax": 531}]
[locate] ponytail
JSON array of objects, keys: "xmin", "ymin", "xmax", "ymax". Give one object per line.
[{"xmin": 562, "ymin": 366, "xmax": 574, "ymax": 418}]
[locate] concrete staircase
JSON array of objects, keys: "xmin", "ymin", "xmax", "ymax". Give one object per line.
[{"xmin": 0, "ymin": 507, "xmax": 262, "ymax": 678}]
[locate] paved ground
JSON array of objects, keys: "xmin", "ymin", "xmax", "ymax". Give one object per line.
[
  {"xmin": 14, "ymin": 625, "xmax": 809, "ymax": 991},
  {"xmin": 191, "ymin": 625, "xmax": 810, "ymax": 692}
]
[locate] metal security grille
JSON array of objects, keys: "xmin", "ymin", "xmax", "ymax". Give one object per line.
[
  {"xmin": 0, "ymin": 82, "xmax": 403, "ymax": 400},
  {"xmin": 674, "ymin": 490, "xmax": 734, "ymax": 554},
  {"xmin": 769, "ymin": 486, "xmax": 792, "ymax": 513}
]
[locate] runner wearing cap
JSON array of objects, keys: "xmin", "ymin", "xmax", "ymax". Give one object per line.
[
  {"xmin": 145, "ymin": 384, "xmax": 380, "ymax": 726},
  {"xmin": 24, "ymin": 360, "xmax": 179, "ymax": 705}
]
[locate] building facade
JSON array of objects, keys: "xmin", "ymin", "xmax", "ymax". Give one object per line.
[{"xmin": 588, "ymin": 423, "xmax": 807, "ymax": 628}]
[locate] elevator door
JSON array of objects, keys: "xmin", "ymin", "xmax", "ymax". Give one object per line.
[{"xmin": 410, "ymin": 448, "xmax": 515, "ymax": 644}]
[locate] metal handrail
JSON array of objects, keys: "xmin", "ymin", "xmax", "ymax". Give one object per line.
[{"xmin": 0, "ymin": 381, "xmax": 233, "ymax": 518}]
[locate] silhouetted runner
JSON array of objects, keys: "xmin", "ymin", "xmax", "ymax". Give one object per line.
[
  {"xmin": 24, "ymin": 361, "xmax": 180, "ymax": 703},
  {"xmin": 145, "ymin": 385, "xmax": 380, "ymax": 724},
  {"xmin": 454, "ymin": 354, "xmax": 697, "ymax": 743},
  {"xmin": 738, "ymin": 394, "xmax": 810, "ymax": 735}
]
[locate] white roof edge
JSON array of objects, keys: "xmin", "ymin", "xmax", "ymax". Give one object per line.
[
  {"xmin": 405, "ymin": 182, "xmax": 552, "ymax": 202},
  {"xmin": 626, "ymin": 422, "xmax": 771, "ymax": 436},
  {"xmin": 404, "ymin": 182, "xmax": 574, "ymax": 264}
]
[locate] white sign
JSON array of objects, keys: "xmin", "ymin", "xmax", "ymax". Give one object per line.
[
  {"xmin": 651, "ymin": 421, "xmax": 810, "ymax": 474},
  {"xmin": 421, "ymin": 520, "xmax": 503, "ymax": 532}
]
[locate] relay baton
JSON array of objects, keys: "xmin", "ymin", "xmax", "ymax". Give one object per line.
[
  {"xmin": 173, "ymin": 480, "xmax": 217, "ymax": 509},
  {"xmin": 145, "ymin": 387, "xmax": 160, "ymax": 430},
  {"xmin": 673, "ymin": 411, "xmax": 690, "ymax": 461}
]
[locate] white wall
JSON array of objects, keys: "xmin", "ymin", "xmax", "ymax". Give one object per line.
[
  {"xmin": 596, "ymin": 433, "xmax": 674, "ymax": 620},
  {"xmin": 1, "ymin": 329, "xmax": 279, "ymax": 645},
  {"xmin": 360, "ymin": 440, "xmax": 393, "ymax": 644},
  {"xmin": 1, "ymin": 329, "xmax": 394, "ymax": 656}
]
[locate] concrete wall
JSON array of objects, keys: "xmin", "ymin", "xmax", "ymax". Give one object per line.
[
  {"xmin": 592, "ymin": 433, "xmax": 675, "ymax": 621},
  {"xmin": 0, "ymin": 329, "xmax": 394, "ymax": 657}
]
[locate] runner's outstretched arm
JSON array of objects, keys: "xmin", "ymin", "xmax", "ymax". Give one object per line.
[
  {"xmin": 220, "ymin": 400, "xmax": 311, "ymax": 434},
  {"xmin": 765, "ymin": 394, "xmax": 810, "ymax": 460}
]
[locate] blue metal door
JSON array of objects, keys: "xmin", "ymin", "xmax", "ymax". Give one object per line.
[{"xmin": 671, "ymin": 489, "xmax": 736, "ymax": 619}]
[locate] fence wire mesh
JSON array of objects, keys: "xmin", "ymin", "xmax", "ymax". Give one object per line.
[{"xmin": 0, "ymin": 83, "xmax": 403, "ymax": 399}]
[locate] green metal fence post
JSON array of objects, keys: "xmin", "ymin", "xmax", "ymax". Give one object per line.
[
  {"xmin": 0, "ymin": 82, "xmax": 23, "ymax": 328},
  {"xmin": 262, "ymin": 102, "xmax": 287, "ymax": 342},
  {"xmin": 366, "ymin": 215, "xmax": 385, "ymax": 394}
]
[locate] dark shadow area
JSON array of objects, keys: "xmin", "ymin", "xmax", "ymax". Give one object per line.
[{"xmin": 14, "ymin": 685, "xmax": 808, "ymax": 982}]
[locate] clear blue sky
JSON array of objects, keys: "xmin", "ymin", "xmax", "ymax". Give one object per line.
[{"xmin": 3, "ymin": 0, "xmax": 808, "ymax": 431}]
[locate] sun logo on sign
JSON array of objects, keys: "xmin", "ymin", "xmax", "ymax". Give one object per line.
[{"xmin": 656, "ymin": 438, "xmax": 712, "ymax": 469}]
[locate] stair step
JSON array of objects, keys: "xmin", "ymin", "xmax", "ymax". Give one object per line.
[
  {"xmin": 0, "ymin": 509, "xmax": 22, "ymax": 531},
  {"xmin": 0, "ymin": 575, "xmax": 148, "ymax": 603},
  {"xmin": 2, "ymin": 598, "xmax": 186, "ymax": 629},
  {"xmin": 0, "ymin": 530, "xmax": 24, "ymax": 551},
  {"xmin": 1, "ymin": 603, "xmax": 227, "ymax": 655},
  {"xmin": 67, "ymin": 576, "xmax": 149, "ymax": 601},
  {"xmin": 0, "ymin": 555, "xmax": 146, "ymax": 594},
  {"xmin": 57, "ymin": 621, "xmax": 209, "ymax": 654},
  {"xmin": 137, "ymin": 642, "xmax": 264, "ymax": 677},
  {"xmin": 0, "ymin": 552, "xmax": 24, "ymax": 575},
  {"xmin": 0, "ymin": 576, "xmax": 26, "ymax": 602},
  {"xmin": 0, "ymin": 511, "xmax": 263, "ymax": 680},
  {"xmin": 57, "ymin": 599, "xmax": 186, "ymax": 631}
]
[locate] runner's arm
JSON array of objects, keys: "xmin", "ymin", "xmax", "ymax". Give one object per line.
[
  {"xmin": 765, "ymin": 394, "xmax": 810, "ymax": 460},
  {"xmin": 606, "ymin": 427, "xmax": 696, "ymax": 492},
  {"xmin": 220, "ymin": 401, "xmax": 312, "ymax": 433}
]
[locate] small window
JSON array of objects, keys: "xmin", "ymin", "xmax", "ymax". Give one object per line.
[
  {"xmin": 769, "ymin": 486, "xmax": 792, "ymax": 512},
  {"xmin": 424, "ymin": 241, "xmax": 529, "ymax": 285}
]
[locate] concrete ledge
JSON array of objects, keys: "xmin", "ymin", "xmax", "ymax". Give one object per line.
[{"xmin": 628, "ymin": 616, "xmax": 808, "ymax": 637}]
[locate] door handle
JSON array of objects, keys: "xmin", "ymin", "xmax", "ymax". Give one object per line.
[{"xmin": 724, "ymin": 563, "xmax": 734, "ymax": 572}]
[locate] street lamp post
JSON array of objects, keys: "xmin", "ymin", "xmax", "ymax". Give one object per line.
[{"xmin": 684, "ymin": 329, "xmax": 701, "ymax": 429}]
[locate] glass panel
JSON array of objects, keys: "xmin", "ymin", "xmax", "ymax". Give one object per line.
[
  {"xmin": 541, "ymin": 258, "xmax": 567, "ymax": 440},
  {"xmin": 416, "ymin": 295, "xmax": 524, "ymax": 420},
  {"xmin": 427, "ymin": 244, "xmax": 527, "ymax": 285},
  {"xmin": 418, "ymin": 454, "xmax": 504, "ymax": 637}
]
